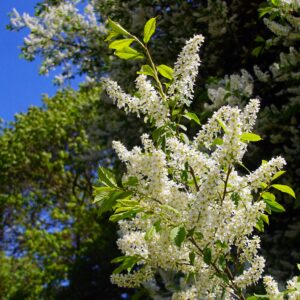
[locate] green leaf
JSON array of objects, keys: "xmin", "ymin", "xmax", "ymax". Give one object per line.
[
  {"xmin": 110, "ymin": 207, "xmax": 143, "ymax": 222},
  {"xmin": 183, "ymin": 112, "xmax": 201, "ymax": 125},
  {"xmin": 240, "ymin": 132, "xmax": 262, "ymax": 142},
  {"xmin": 109, "ymin": 39, "xmax": 135, "ymax": 50},
  {"xmin": 203, "ymin": 247, "xmax": 212, "ymax": 265},
  {"xmin": 272, "ymin": 170, "xmax": 286, "ymax": 181},
  {"xmin": 263, "ymin": 198, "xmax": 285, "ymax": 213},
  {"xmin": 297, "ymin": 264, "xmax": 300, "ymax": 271},
  {"xmin": 153, "ymin": 220, "xmax": 161, "ymax": 232},
  {"xmin": 216, "ymin": 117, "xmax": 226, "ymax": 132},
  {"xmin": 255, "ymin": 36, "xmax": 265, "ymax": 42},
  {"xmin": 114, "ymin": 47, "xmax": 144, "ymax": 60},
  {"xmin": 260, "ymin": 214, "xmax": 269, "ymax": 225},
  {"xmin": 174, "ymin": 226, "xmax": 186, "ymax": 247},
  {"xmin": 251, "ymin": 46, "xmax": 263, "ymax": 57},
  {"xmin": 123, "ymin": 176, "xmax": 138, "ymax": 187},
  {"xmin": 145, "ymin": 225, "xmax": 156, "ymax": 241},
  {"xmin": 216, "ymin": 240, "xmax": 228, "ymax": 249},
  {"xmin": 189, "ymin": 252, "xmax": 195, "ymax": 266},
  {"xmin": 170, "ymin": 226, "xmax": 180, "ymax": 241},
  {"xmin": 261, "ymin": 192, "xmax": 276, "ymax": 202},
  {"xmin": 105, "ymin": 30, "xmax": 120, "ymax": 41},
  {"xmin": 157, "ymin": 64, "xmax": 174, "ymax": 80},
  {"xmin": 170, "ymin": 225, "xmax": 186, "ymax": 247},
  {"xmin": 258, "ymin": 6, "xmax": 274, "ymax": 18},
  {"xmin": 231, "ymin": 192, "xmax": 240, "ymax": 206},
  {"xmin": 110, "ymin": 200, "xmax": 143, "ymax": 222},
  {"xmin": 98, "ymin": 167, "xmax": 117, "ymax": 187},
  {"xmin": 94, "ymin": 188, "xmax": 130, "ymax": 214},
  {"xmin": 108, "ymin": 18, "xmax": 130, "ymax": 36},
  {"xmin": 271, "ymin": 0, "xmax": 280, "ymax": 6},
  {"xmin": 111, "ymin": 256, "xmax": 139, "ymax": 274},
  {"xmin": 272, "ymin": 184, "xmax": 296, "ymax": 199},
  {"xmin": 212, "ymin": 138, "xmax": 223, "ymax": 146},
  {"xmin": 194, "ymin": 231, "xmax": 203, "ymax": 240},
  {"xmin": 143, "ymin": 17, "xmax": 156, "ymax": 43},
  {"xmin": 179, "ymin": 132, "xmax": 189, "ymax": 144},
  {"xmin": 255, "ymin": 218, "xmax": 264, "ymax": 232},
  {"xmin": 218, "ymin": 255, "xmax": 226, "ymax": 270},
  {"xmin": 261, "ymin": 182, "xmax": 268, "ymax": 189},
  {"xmin": 137, "ymin": 65, "xmax": 155, "ymax": 78}
]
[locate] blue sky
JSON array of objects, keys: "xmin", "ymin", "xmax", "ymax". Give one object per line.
[{"xmin": 0, "ymin": 1, "xmax": 79, "ymax": 122}]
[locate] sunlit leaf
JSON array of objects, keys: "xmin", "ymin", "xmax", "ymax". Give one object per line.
[
  {"xmin": 109, "ymin": 39, "xmax": 135, "ymax": 50},
  {"xmin": 143, "ymin": 17, "xmax": 156, "ymax": 43},
  {"xmin": 108, "ymin": 18, "xmax": 130, "ymax": 36},
  {"xmin": 272, "ymin": 184, "xmax": 296, "ymax": 199},
  {"xmin": 157, "ymin": 64, "xmax": 174, "ymax": 80},
  {"xmin": 240, "ymin": 132, "xmax": 262, "ymax": 142}
]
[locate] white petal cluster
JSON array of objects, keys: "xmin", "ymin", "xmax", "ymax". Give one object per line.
[
  {"xmin": 286, "ymin": 276, "xmax": 300, "ymax": 299},
  {"xmin": 9, "ymin": 1, "xmax": 105, "ymax": 83},
  {"xmin": 102, "ymin": 34, "xmax": 289, "ymax": 298},
  {"xmin": 111, "ymin": 265, "xmax": 153, "ymax": 288},
  {"xmin": 194, "ymin": 99, "xmax": 260, "ymax": 164},
  {"xmin": 246, "ymin": 157, "xmax": 286, "ymax": 189},
  {"xmin": 263, "ymin": 275, "xmax": 281, "ymax": 298},
  {"xmin": 168, "ymin": 35, "xmax": 205, "ymax": 106},
  {"xmin": 206, "ymin": 69, "xmax": 254, "ymax": 110},
  {"xmin": 109, "ymin": 98, "xmax": 287, "ymax": 296},
  {"xmin": 102, "ymin": 77, "xmax": 169, "ymax": 126}
]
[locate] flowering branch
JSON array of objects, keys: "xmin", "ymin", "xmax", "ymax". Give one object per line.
[{"xmin": 94, "ymin": 17, "xmax": 296, "ymax": 299}]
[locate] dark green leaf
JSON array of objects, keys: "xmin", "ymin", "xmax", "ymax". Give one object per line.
[
  {"xmin": 255, "ymin": 218, "xmax": 264, "ymax": 232},
  {"xmin": 174, "ymin": 226, "xmax": 186, "ymax": 247},
  {"xmin": 183, "ymin": 112, "xmax": 201, "ymax": 125},
  {"xmin": 189, "ymin": 252, "xmax": 195, "ymax": 265},
  {"xmin": 263, "ymin": 198, "xmax": 285, "ymax": 213},
  {"xmin": 252, "ymin": 46, "xmax": 263, "ymax": 57},
  {"xmin": 203, "ymin": 247, "xmax": 212, "ymax": 265},
  {"xmin": 111, "ymin": 256, "xmax": 139, "ymax": 274}
]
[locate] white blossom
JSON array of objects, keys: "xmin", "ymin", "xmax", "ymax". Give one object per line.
[{"xmin": 168, "ymin": 35, "xmax": 205, "ymax": 106}]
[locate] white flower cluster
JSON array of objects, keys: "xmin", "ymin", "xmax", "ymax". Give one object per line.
[
  {"xmin": 263, "ymin": 274, "xmax": 300, "ymax": 300},
  {"xmin": 206, "ymin": 69, "xmax": 254, "ymax": 111},
  {"xmin": 102, "ymin": 34, "xmax": 289, "ymax": 299},
  {"xmin": 9, "ymin": 1, "xmax": 106, "ymax": 84},
  {"xmin": 102, "ymin": 76, "xmax": 169, "ymax": 126},
  {"xmin": 168, "ymin": 35, "xmax": 205, "ymax": 106},
  {"xmin": 110, "ymin": 98, "xmax": 280, "ymax": 297},
  {"xmin": 263, "ymin": 18, "xmax": 291, "ymax": 37}
]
